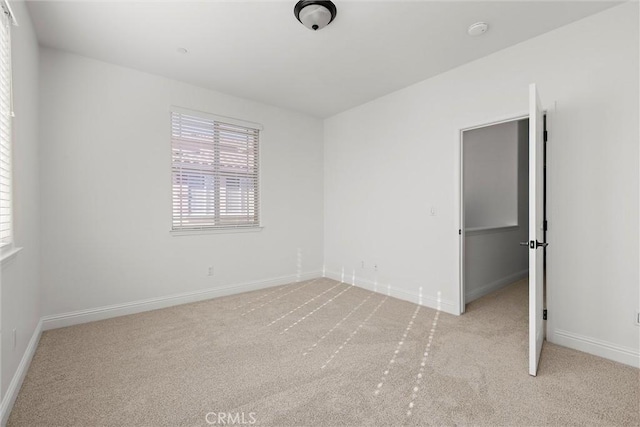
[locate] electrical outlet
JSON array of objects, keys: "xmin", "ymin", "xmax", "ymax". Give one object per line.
[
  {"xmin": 374, "ymin": 263, "xmax": 378, "ymax": 272},
  {"xmin": 12, "ymin": 328, "xmax": 16, "ymax": 350},
  {"xmin": 208, "ymin": 266, "xmax": 214, "ymax": 277}
]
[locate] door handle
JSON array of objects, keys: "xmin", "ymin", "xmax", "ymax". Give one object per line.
[{"xmin": 522, "ymin": 240, "xmax": 549, "ymax": 249}]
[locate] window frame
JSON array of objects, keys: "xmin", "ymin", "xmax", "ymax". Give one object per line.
[
  {"xmin": 169, "ymin": 106, "xmax": 264, "ymax": 235},
  {"xmin": 0, "ymin": 0, "xmax": 17, "ymax": 260}
]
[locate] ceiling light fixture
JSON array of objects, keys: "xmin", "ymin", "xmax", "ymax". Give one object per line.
[
  {"xmin": 294, "ymin": 0, "xmax": 337, "ymax": 31},
  {"xmin": 467, "ymin": 22, "xmax": 489, "ymax": 37}
]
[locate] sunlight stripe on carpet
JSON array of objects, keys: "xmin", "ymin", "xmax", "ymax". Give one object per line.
[
  {"xmin": 266, "ymin": 281, "xmax": 345, "ymax": 326},
  {"xmin": 320, "ymin": 296, "xmax": 388, "ymax": 370},
  {"xmin": 233, "ymin": 284, "xmax": 290, "ymax": 310},
  {"xmin": 406, "ymin": 293, "xmax": 442, "ymax": 417},
  {"xmin": 302, "ymin": 292, "xmax": 373, "ymax": 356},
  {"xmin": 280, "ymin": 284, "xmax": 353, "ymax": 334},
  {"xmin": 241, "ymin": 279, "xmax": 321, "ymax": 316},
  {"xmin": 374, "ymin": 304, "xmax": 421, "ymax": 395}
]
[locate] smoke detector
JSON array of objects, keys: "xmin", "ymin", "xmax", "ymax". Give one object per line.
[{"xmin": 467, "ymin": 22, "xmax": 489, "ymax": 37}]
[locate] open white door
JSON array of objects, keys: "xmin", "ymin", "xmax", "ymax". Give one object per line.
[{"xmin": 528, "ymin": 83, "xmax": 546, "ymax": 376}]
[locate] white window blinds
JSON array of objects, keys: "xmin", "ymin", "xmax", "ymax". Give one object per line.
[
  {"xmin": 171, "ymin": 109, "xmax": 261, "ymax": 231},
  {"xmin": 0, "ymin": 2, "xmax": 13, "ymax": 247}
]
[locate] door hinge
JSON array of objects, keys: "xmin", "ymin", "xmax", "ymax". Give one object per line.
[
  {"xmin": 543, "ymin": 220, "xmax": 548, "ymax": 231},
  {"xmin": 543, "ymin": 309, "xmax": 548, "ymax": 320},
  {"xmin": 459, "ymin": 229, "xmax": 461, "ymax": 235},
  {"xmin": 544, "ymin": 130, "xmax": 548, "ymax": 143}
]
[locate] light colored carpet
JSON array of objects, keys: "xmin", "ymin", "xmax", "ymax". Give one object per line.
[{"xmin": 8, "ymin": 278, "xmax": 639, "ymax": 426}]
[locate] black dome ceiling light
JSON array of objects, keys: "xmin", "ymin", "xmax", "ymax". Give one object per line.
[{"xmin": 294, "ymin": 1, "xmax": 337, "ymax": 31}]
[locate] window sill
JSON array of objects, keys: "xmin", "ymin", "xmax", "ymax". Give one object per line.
[
  {"xmin": 1, "ymin": 246, "xmax": 22, "ymax": 264},
  {"xmin": 170, "ymin": 227, "xmax": 264, "ymax": 236},
  {"xmin": 465, "ymin": 225, "xmax": 519, "ymax": 236}
]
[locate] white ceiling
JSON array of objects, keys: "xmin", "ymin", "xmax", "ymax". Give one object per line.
[{"xmin": 27, "ymin": 1, "xmax": 620, "ymax": 118}]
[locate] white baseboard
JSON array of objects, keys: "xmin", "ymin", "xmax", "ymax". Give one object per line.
[
  {"xmin": 42, "ymin": 271, "xmax": 322, "ymax": 331},
  {"xmin": 465, "ymin": 269, "xmax": 529, "ymax": 303},
  {"xmin": 323, "ymin": 271, "xmax": 457, "ymax": 315},
  {"xmin": 550, "ymin": 328, "xmax": 640, "ymax": 368},
  {"xmin": 0, "ymin": 319, "xmax": 42, "ymax": 427}
]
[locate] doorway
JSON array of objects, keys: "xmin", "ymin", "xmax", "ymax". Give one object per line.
[
  {"xmin": 459, "ymin": 116, "xmax": 530, "ymax": 311},
  {"xmin": 457, "ymin": 85, "xmax": 548, "ymax": 376}
]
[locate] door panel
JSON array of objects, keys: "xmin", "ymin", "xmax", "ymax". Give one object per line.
[{"xmin": 529, "ymin": 83, "xmax": 545, "ymax": 376}]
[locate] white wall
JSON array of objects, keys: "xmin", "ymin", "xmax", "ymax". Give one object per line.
[
  {"xmin": 39, "ymin": 48, "xmax": 324, "ymax": 318},
  {"xmin": 464, "ymin": 120, "xmax": 529, "ymax": 302},
  {"xmin": 464, "ymin": 120, "xmax": 519, "ymax": 229},
  {"xmin": 324, "ymin": 3, "xmax": 638, "ymax": 365},
  {"xmin": 0, "ymin": 0, "xmax": 40, "ymax": 398}
]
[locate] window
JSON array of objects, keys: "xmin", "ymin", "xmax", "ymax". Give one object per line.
[
  {"xmin": 171, "ymin": 108, "xmax": 261, "ymax": 231},
  {"xmin": 0, "ymin": 1, "xmax": 14, "ymax": 248}
]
